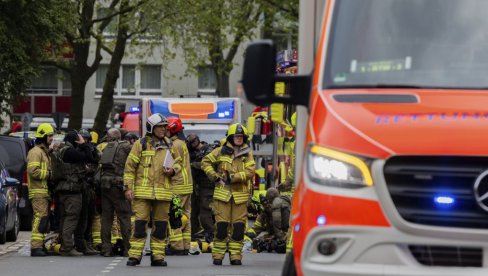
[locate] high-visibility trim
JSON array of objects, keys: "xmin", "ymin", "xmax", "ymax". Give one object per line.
[
  {"xmin": 141, "ymin": 150, "xmax": 155, "ymax": 157},
  {"xmin": 128, "ymin": 153, "xmax": 140, "ymax": 164},
  {"xmin": 212, "ymin": 241, "xmax": 227, "ymax": 254},
  {"xmin": 213, "ymin": 188, "xmax": 231, "ymax": 202},
  {"xmin": 219, "ymin": 156, "xmax": 233, "ymax": 163},
  {"xmin": 203, "ymin": 166, "xmax": 214, "ymax": 174},
  {"xmin": 233, "ymin": 192, "xmax": 249, "ymax": 204},
  {"xmin": 206, "ymin": 153, "xmax": 217, "ymax": 163},
  {"xmin": 27, "ymin": 162, "xmax": 40, "ymax": 168},
  {"xmin": 239, "ymin": 172, "xmax": 246, "ymax": 181},
  {"xmin": 244, "ymin": 160, "xmax": 255, "ymax": 167},
  {"xmin": 172, "ymin": 184, "xmax": 193, "ymax": 195}
]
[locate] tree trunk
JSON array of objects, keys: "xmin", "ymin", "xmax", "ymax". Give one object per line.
[
  {"xmin": 216, "ymin": 72, "xmax": 230, "ymax": 98},
  {"xmin": 67, "ymin": 74, "xmax": 87, "ymax": 129},
  {"xmin": 93, "ymin": 0, "xmax": 130, "ymax": 136},
  {"xmin": 66, "ymin": 0, "xmax": 98, "ymax": 130}
]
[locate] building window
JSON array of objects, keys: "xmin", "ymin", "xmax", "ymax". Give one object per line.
[
  {"xmin": 95, "ymin": 65, "xmax": 108, "ymax": 95},
  {"xmin": 28, "ymin": 67, "xmax": 72, "ymax": 96},
  {"xmin": 61, "ymin": 71, "xmax": 72, "ymax": 96},
  {"xmin": 122, "ymin": 65, "xmax": 136, "ymax": 95},
  {"xmin": 140, "ymin": 65, "xmax": 161, "ymax": 95},
  {"xmin": 95, "ymin": 64, "xmax": 162, "ymax": 97},
  {"xmin": 198, "ymin": 66, "xmax": 217, "ymax": 92}
]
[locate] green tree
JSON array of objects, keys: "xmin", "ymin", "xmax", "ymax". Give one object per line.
[
  {"xmin": 0, "ymin": 0, "xmax": 71, "ymax": 128},
  {"xmin": 168, "ymin": 0, "xmax": 261, "ymax": 97},
  {"xmin": 92, "ymin": 0, "xmax": 176, "ymax": 135}
]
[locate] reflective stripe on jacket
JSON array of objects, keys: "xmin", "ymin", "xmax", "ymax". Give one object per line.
[
  {"xmin": 27, "ymin": 145, "xmax": 51, "ymax": 199},
  {"xmin": 201, "ymin": 142, "xmax": 255, "ymax": 204}
]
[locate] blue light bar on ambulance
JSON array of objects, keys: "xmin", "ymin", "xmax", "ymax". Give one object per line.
[
  {"xmin": 208, "ymin": 100, "xmax": 235, "ymax": 119},
  {"xmin": 129, "ymin": 106, "xmax": 140, "ymax": 113}
]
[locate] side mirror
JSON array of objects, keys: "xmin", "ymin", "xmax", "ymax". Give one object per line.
[
  {"xmin": 242, "ymin": 40, "xmax": 276, "ymax": 106},
  {"xmin": 242, "ymin": 40, "xmax": 312, "ymax": 107},
  {"xmin": 5, "ymin": 177, "xmax": 20, "ymax": 187}
]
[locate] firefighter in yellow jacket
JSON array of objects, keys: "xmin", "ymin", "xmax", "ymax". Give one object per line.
[
  {"xmin": 124, "ymin": 113, "xmax": 180, "ymax": 267},
  {"xmin": 166, "ymin": 117, "xmax": 193, "ymax": 255},
  {"xmin": 28, "ymin": 123, "xmax": 54, "ymax": 257},
  {"xmin": 202, "ymin": 123, "xmax": 255, "ymax": 265}
]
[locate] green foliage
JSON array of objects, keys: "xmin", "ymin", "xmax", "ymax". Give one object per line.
[{"xmin": 0, "ymin": 0, "xmax": 73, "ymax": 127}]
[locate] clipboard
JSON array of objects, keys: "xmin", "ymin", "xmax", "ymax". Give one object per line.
[{"xmin": 163, "ymin": 150, "xmax": 174, "ymax": 169}]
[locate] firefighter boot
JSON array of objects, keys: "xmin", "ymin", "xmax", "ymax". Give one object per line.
[
  {"xmin": 230, "ymin": 260, "xmax": 242, "ymax": 265},
  {"xmin": 213, "ymin": 259, "xmax": 222, "ymax": 265},
  {"xmin": 126, "ymin": 257, "xmax": 141, "ymax": 266},
  {"xmin": 151, "ymin": 259, "xmax": 168, "ymax": 267},
  {"xmin": 60, "ymin": 248, "xmax": 84, "ymax": 257}
]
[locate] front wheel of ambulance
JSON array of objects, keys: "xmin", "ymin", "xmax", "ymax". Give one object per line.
[{"xmin": 281, "ymin": 250, "xmax": 297, "ymax": 276}]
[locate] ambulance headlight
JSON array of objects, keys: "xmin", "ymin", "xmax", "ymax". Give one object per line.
[{"xmin": 307, "ymin": 145, "xmax": 373, "ymax": 188}]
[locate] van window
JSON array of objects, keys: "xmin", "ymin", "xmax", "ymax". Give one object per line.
[
  {"xmin": 324, "ymin": 0, "xmax": 488, "ymax": 89},
  {"xmin": 0, "ymin": 136, "xmax": 27, "ymax": 181}
]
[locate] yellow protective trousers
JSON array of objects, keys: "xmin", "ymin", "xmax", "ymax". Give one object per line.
[
  {"xmin": 31, "ymin": 198, "xmax": 49, "ymax": 249},
  {"xmin": 128, "ymin": 199, "xmax": 170, "ymax": 261},
  {"xmin": 212, "ymin": 197, "xmax": 247, "ymax": 261}
]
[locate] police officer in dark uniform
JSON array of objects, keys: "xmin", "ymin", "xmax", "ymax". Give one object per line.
[
  {"xmin": 186, "ymin": 134, "xmax": 217, "ymax": 243},
  {"xmin": 53, "ymin": 130, "xmax": 99, "ymax": 256},
  {"xmin": 73, "ymin": 128, "xmax": 100, "ymax": 255}
]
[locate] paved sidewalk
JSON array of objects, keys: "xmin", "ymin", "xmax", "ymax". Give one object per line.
[{"xmin": 0, "ymin": 231, "xmax": 30, "ymax": 256}]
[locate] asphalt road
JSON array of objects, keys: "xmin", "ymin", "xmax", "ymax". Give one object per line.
[{"xmin": 0, "ymin": 232, "xmax": 285, "ymax": 276}]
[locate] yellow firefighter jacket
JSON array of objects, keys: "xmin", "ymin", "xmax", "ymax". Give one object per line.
[
  {"xmin": 123, "ymin": 135, "xmax": 179, "ymax": 201},
  {"xmin": 202, "ymin": 142, "xmax": 255, "ymax": 204},
  {"xmin": 169, "ymin": 136, "xmax": 193, "ymax": 195},
  {"xmin": 27, "ymin": 144, "xmax": 51, "ymax": 199}
]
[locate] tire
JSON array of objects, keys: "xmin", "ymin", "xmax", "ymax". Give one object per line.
[
  {"xmin": 281, "ymin": 250, "xmax": 297, "ymax": 276},
  {"xmin": 0, "ymin": 215, "xmax": 6, "ymax": 245},
  {"xmin": 6, "ymin": 212, "xmax": 19, "ymax": 242}
]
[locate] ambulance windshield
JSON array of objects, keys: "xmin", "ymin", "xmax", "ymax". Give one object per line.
[{"xmin": 324, "ymin": 0, "xmax": 488, "ymax": 89}]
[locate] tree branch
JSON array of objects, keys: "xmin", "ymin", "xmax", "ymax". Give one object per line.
[
  {"xmin": 90, "ymin": 30, "xmax": 114, "ymax": 55},
  {"xmin": 261, "ymin": 0, "xmax": 298, "ymax": 17},
  {"xmin": 87, "ymin": 36, "xmax": 104, "ymax": 76}
]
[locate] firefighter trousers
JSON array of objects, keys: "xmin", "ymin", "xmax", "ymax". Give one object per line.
[
  {"xmin": 31, "ymin": 198, "xmax": 49, "ymax": 249},
  {"xmin": 58, "ymin": 193, "xmax": 82, "ymax": 252},
  {"xmin": 212, "ymin": 197, "xmax": 247, "ymax": 261},
  {"xmin": 169, "ymin": 194, "xmax": 191, "ymax": 251},
  {"xmin": 128, "ymin": 198, "xmax": 170, "ymax": 261},
  {"xmin": 101, "ymin": 187, "xmax": 131, "ymax": 255}
]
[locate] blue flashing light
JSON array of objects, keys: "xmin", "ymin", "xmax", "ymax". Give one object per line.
[
  {"xmin": 317, "ymin": 215, "xmax": 327, "ymax": 226},
  {"xmin": 129, "ymin": 106, "xmax": 140, "ymax": 113},
  {"xmin": 208, "ymin": 100, "xmax": 234, "ymax": 119},
  {"xmin": 294, "ymin": 223, "xmax": 300, "ymax": 233},
  {"xmin": 434, "ymin": 196, "xmax": 455, "ymax": 205}
]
